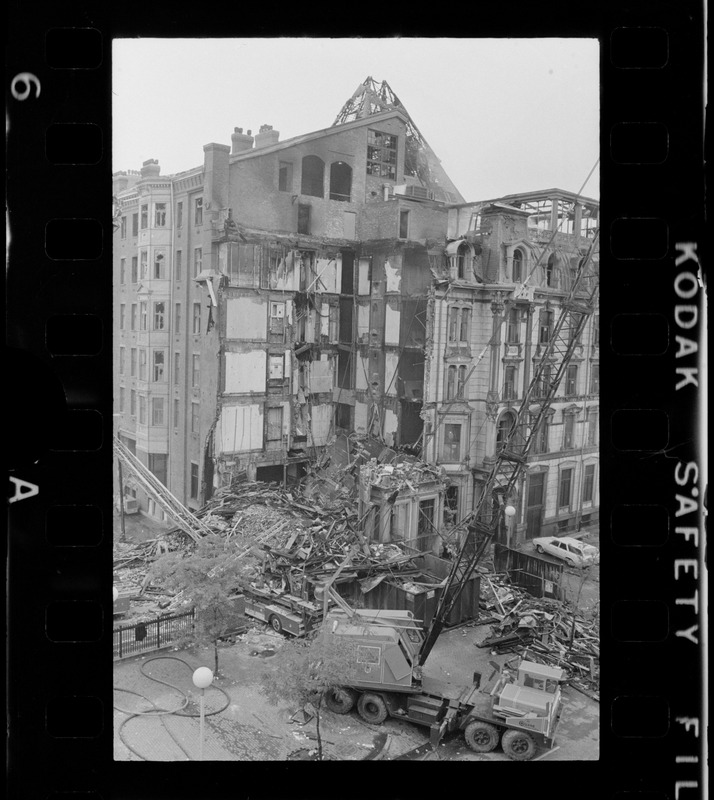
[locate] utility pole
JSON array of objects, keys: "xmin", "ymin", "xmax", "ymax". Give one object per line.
[{"xmin": 117, "ymin": 456, "xmax": 126, "ymax": 542}]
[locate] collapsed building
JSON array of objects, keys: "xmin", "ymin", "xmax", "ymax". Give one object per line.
[{"xmin": 113, "ymin": 77, "xmax": 599, "ymax": 550}]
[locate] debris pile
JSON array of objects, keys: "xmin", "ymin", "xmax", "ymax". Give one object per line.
[{"xmin": 476, "ymin": 572, "xmax": 600, "ymax": 699}]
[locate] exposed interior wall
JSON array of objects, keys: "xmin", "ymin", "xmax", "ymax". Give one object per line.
[
  {"xmin": 217, "ymin": 404, "xmax": 263, "ymax": 453},
  {"xmin": 225, "ymin": 351, "xmax": 266, "ymax": 393},
  {"xmin": 226, "ymin": 297, "xmax": 267, "ymax": 340}
]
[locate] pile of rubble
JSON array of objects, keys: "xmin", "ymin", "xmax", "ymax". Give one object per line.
[{"xmin": 476, "ymin": 571, "xmax": 600, "ymax": 699}]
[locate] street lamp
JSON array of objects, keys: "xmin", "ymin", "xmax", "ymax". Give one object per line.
[
  {"xmin": 192, "ymin": 666, "xmax": 214, "ymax": 761},
  {"xmin": 504, "ymin": 504, "xmax": 516, "ymax": 548}
]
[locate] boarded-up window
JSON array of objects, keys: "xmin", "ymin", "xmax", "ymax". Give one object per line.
[
  {"xmin": 266, "ymin": 407, "xmax": 283, "ymax": 443},
  {"xmin": 343, "ymin": 211, "xmax": 356, "ymax": 239},
  {"xmin": 301, "ymin": 155, "xmax": 324, "ymax": 197}
]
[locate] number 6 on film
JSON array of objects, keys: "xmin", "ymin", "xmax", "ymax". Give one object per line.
[{"xmin": 11, "ymin": 73, "xmax": 41, "ymax": 100}]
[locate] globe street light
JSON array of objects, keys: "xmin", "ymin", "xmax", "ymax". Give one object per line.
[
  {"xmin": 192, "ymin": 667, "xmax": 214, "ymax": 761},
  {"xmin": 504, "ymin": 504, "xmax": 516, "ymax": 548}
]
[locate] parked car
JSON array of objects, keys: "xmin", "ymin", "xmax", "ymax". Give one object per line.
[{"xmin": 532, "ymin": 536, "xmax": 599, "ymax": 567}]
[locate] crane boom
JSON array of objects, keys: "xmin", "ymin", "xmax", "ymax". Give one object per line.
[{"xmin": 418, "ymin": 231, "xmax": 600, "ymax": 666}]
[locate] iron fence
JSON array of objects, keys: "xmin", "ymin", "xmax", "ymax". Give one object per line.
[{"xmin": 113, "ymin": 608, "xmax": 195, "ymax": 661}]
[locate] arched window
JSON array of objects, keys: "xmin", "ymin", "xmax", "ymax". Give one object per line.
[
  {"xmin": 546, "ymin": 253, "xmax": 556, "ymax": 287},
  {"xmin": 456, "ymin": 242, "xmax": 472, "ymax": 279},
  {"xmin": 329, "ymin": 161, "xmax": 352, "ymax": 202},
  {"xmin": 496, "ymin": 411, "xmax": 516, "ymax": 449},
  {"xmin": 512, "ymin": 249, "xmax": 523, "ymax": 282},
  {"xmin": 457, "ymin": 365, "xmax": 467, "ymax": 398},
  {"xmin": 301, "ymin": 155, "xmax": 325, "ymax": 198}
]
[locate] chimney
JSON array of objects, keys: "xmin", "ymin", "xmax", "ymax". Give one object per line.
[
  {"xmin": 231, "ymin": 126, "xmax": 254, "ymax": 154},
  {"xmin": 140, "ymin": 158, "xmax": 160, "ymax": 178},
  {"xmin": 254, "ymin": 124, "xmax": 280, "ymax": 149},
  {"xmin": 113, "ymin": 173, "xmax": 129, "ymax": 193}
]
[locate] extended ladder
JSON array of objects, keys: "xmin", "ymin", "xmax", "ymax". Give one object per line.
[{"xmin": 113, "ymin": 436, "xmax": 212, "ymax": 543}]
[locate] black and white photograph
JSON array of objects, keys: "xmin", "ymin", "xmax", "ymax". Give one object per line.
[{"xmin": 111, "ymin": 37, "xmax": 601, "ymax": 762}]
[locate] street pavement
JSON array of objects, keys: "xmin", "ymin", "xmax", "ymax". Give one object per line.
[{"xmin": 114, "ymin": 623, "xmax": 598, "ymax": 762}]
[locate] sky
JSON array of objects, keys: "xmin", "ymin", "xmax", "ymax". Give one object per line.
[{"xmin": 113, "ymin": 38, "xmax": 599, "ymax": 202}]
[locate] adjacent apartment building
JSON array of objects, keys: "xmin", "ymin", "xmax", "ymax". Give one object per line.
[{"xmin": 113, "ymin": 78, "xmax": 599, "ymax": 544}]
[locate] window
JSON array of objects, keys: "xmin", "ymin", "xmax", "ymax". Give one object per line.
[
  {"xmin": 140, "ymin": 250, "xmax": 148, "ymax": 279},
  {"xmin": 120, "ymin": 216, "xmax": 126, "ymax": 239},
  {"xmin": 459, "ymin": 308, "xmax": 471, "ymax": 342},
  {"xmin": 458, "ymin": 365, "xmax": 468, "ymax": 399},
  {"xmin": 512, "ymin": 249, "xmax": 523, "ymax": 282},
  {"xmin": 399, "ymin": 210, "xmax": 409, "ymax": 239},
  {"xmin": 297, "ymin": 204, "xmax": 311, "ymax": 235},
  {"xmin": 153, "ymin": 350, "xmax": 165, "ymax": 382},
  {"xmin": 190, "ymin": 462, "xmax": 199, "ymax": 499},
  {"xmin": 140, "ymin": 301, "xmax": 148, "ymax": 331},
  {"xmin": 176, "ymin": 202, "xmax": 183, "ymax": 229},
  {"xmin": 496, "ymin": 412, "xmax": 516, "ymax": 449},
  {"xmin": 446, "ymin": 365, "xmax": 457, "ymax": 399},
  {"xmin": 139, "ymin": 349, "xmax": 147, "ymax": 380},
  {"xmin": 301, "ymin": 155, "xmax": 324, "ymax": 197},
  {"xmin": 278, "ymin": 161, "xmax": 293, "ymax": 192},
  {"xmin": 191, "ymin": 402, "xmax": 199, "ymax": 433},
  {"xmin": 149, "ymin": 453, "xmax": 167, "ymax": 485},
  {"xmin": 589, "ymin": 363, "xmax": 599, "ymax": 394},
  {"xmin": 558, "ymin": 467, "xmax": 573, "ymax": 509},
  {"xmin": 531, "ymin": 415, "xmax": 549, "ymax": 454},
  {"xmin": 442, "ymin": 423, "xmax": 461, "ymax": 461},
  {"xmin": 119, "ymin": 386, "xmax": 125, "ymax": 412},
  {"xmin": 173, "ymin": 398, "xmax": 179, "ymax": 428},
  {"xmin": 130, "ymin": 389, "xmax": 136, "ymax": 416},
  {"xmin": 131, "ymin": 213, "xmax": 138, "ymax": 237},
  {"xmin": 155, "ymin": 203, "xmax": 166, "ymax": 227},
  {"xmin": 454, "ymin": 242, "xmax": 471, "ymax": 279},
  {"xmin": 175, "ymin": 250, "xmax": 182, "ymax": 281},
  {"xmin": 193, "ymin": 303, "xmax": 201, "ymax": 334},
  {"xmin": 565, "ymin": 365, "xmax": 578, "ymax": 396},
  {"xmin": 140, "ymin": 204, "xmax": 148, "ymax": 230},
  {"xmin": 357, "ymin": 645, "xmax": 381, "ymax": 665},
  {"xmin": 539, "ymin": 309, "xmax": 553, "ymax": 344},
  {"xmin": 131, "ymin": 256, "xmax": 138, "ymax": 283},
  {"xmin": 130, "ymin": 303, "xmax": 137, "ymax": 331},
  {"xmin": 269, "ymin": 354, "xmax": 284, "ymax": 380},
  {"xmin": 367, "ymin": 129, "xmax": 397, "ymax": 180},
  {"xmin": 174, "ymin": 352, "xmax": 180, "ymax": 386},
  {"xmin": 535, "ymin": 364, "xmax": 552, "ymax": 399},
  {"xmin": 337, "ymin": 349, "xmax": 353, "ymax": 389},
  {"xmin": 592, "ymin": 314, "xmax": 600, "ymax": 348},
  {"xmin": 587, "ymin": 408, "xmax": 599, "ymax": 445},
  {"xmin": 329, "ymin": 161, "xmax": 352, "ymax": 201},
  {"xmin": 138, "ymin": 395, "xmax": 147, "ymax": 424},
  {"xmin": 120, "ymin": 258, "xmax": 126, "ymax": 284},
  {"xmin": 119, "ymin": 303, "xmax": 126, "ymax": 330},
  {"xmin": 563, "ymin": 414, "xmax": 575, "ymax": 449},
  {"xmin": 152, "ymin": 397, "xmax": 165, "ymax": 425},
  {"xmin": 130, "ymin": 347, "xmax": 137, "ymax": 377},
  {"xmin": 193, "ymin": 248, "xmax": 202, "ymax": 277},
  {"xmin": 153, "ymin": 302, "xmax": 165, "ymax": 330},
  {"xmin": 175, "ymin": 303, "xmax": 181, "ymax": 333},
  {"xmin": 582, "ymin": 464, "xmax": 596, "ymax": 503},
  {"xmin": 153, "ymin": 252, "xmax": 166, "ymax": 279},
  {"xmin": 194, "ymin": 197, "xmax": 203, "ymax": 226},
  {"xmin": 448, "ymin": 307, "xmax": 471, "ymax": 343},
  {"xmin": 192, "ymin": 354, "xmax": 200, "ymax": 387},
  {"xmin": 119, "ymin": 346, "xmax": 125, "ymax": 374},
  {"xmin": 336, "ymin": 403, "xmax": 351, "ymax": 430},
  {"xmin": 503, "ymin": 365, "xmax": 517, "ymax": 400},
  {"xmin": 506, "ymin": 307, "xmax": 520, "ymax": 343},
  {"xmin": 546, "ymin": 254, "xmax": 556, "ymax": 287}
]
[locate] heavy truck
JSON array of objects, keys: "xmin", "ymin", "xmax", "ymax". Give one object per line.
[{"xmin": 322, "ymin": 608, "xmax": 564, "ymax": 760}]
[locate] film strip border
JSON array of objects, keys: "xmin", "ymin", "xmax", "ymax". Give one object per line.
[{"xmin": 5, "ymin": 5, "xmax": 707, "ymax": 800}]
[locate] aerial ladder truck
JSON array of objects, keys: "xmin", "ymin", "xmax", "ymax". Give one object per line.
[{"xmin": 322, "ymin": 232, "xmax": 600, "ymax": 760}]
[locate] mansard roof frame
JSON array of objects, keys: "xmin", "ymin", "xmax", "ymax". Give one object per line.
[{"xmin": 228, "ymin": 108, "xmax": 411, "ymax": 164}]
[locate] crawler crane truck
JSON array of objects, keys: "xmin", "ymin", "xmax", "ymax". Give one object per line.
[{"xmin": 321, "ymin": 232, "xmax": 599, "ymax": 760}]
